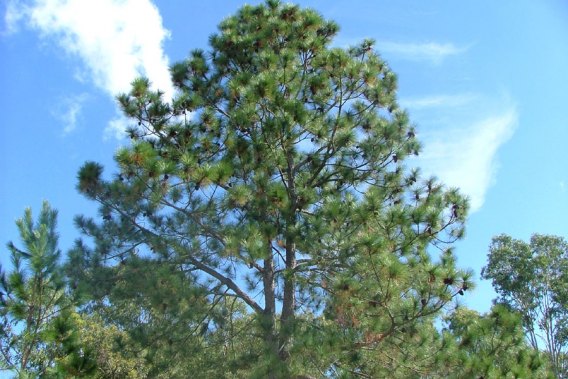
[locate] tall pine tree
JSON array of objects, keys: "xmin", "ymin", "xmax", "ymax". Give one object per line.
[{"xmin": 74, "ymin": 1, "xmax": 472, "ymax": 376}]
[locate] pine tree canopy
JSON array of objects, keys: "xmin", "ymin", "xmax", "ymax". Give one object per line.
[
  {"xmin": 71, "ymin": 1, "xmax": 475, "ymax": 377},
  {"xmin": 51, "ymin": 1, "xmax": 558, "ymax": 377}
]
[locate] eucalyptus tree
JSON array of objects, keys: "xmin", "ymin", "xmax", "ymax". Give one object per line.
[
  {"xmin": 483, "ymin": 234, "xmax": 568, "ymax": 378},
  {"xmin": 74, "ymin": 1, "xmax": 471, "ymax": 376}
]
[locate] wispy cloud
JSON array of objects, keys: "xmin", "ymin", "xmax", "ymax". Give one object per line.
[
  {"xmin": 53, "ymin": 93, "xmax": 89, "ymax": 135},
  {"xmin": 6, "ymin": 0, "xmax": 173, "ymax": 138},
  {"xmin": 105, "ymin": 115, "xmax": 131, "ymax": 141},
  {"xmin": 400, "ymin": 93, "xmax": 477, "ymax": 110},
  {"xmin": 377, "ymin": 41, "xmax": 469, "ymax": 64},
  {"xmin": 3, "ymin": 0, "xmax": 24, "ymax": 34},
  {"xmin": 417, "ymin": 108, "xmax": 517, "ymax": 212}
]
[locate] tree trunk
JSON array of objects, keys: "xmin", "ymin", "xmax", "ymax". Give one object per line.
[
  {"xmin": 262, "ymin": 248, "xmax": 282, "ymax": 378},
  {"xmin": 280, "ymin": 236, "xmax": 296, "ymax": 358}
]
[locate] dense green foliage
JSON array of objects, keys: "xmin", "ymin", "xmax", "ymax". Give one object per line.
[
  {"xmin": 0, "ymin": 1, "xmax": 556, "ymax": 378},
  {"xmin": 443, "ymin": 304, "xmax": 552, "ymax": 378},
  {"xmin": 483, "ymin": 234, "xmax": 568, "ymax": 378}
]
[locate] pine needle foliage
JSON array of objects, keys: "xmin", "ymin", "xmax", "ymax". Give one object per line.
[
  {"xmin": 0, "ymin": 202, "xmax": 96, "ymax": 377},
  {"xmin": 74, "ymin": 1, "xmax": 479, "ymax": 377}
]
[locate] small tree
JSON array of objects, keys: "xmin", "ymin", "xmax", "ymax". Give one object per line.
[
  {"xmin": 482, "ymin": 234, "xmax": 568, "ymax": 378},
  {"xmin": 75, "ymin": 1, "xmax": 471, "ymax": 376},
  {"xmin": 0, "ymin": 202, "xmax": 95, "ymax": 377}
]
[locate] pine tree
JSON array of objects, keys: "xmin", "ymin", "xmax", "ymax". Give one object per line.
[
  {"xmin": 75, "ymin": 1, "xmax": 472, "ymax": 376},
  {"xmin": 0, "ymin": 202, "xmax": 95, "ymax": 377}
]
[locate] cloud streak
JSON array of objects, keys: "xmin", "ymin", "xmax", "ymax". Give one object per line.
[
  {"xmin": 3, "ymin": 0, "xmax": 24, "ymax": 34},
  {"xmin": 417, "ymin": 108, "xmax": 517, "ymax": 213},
  {"xmin": 54, "ymin": 93, "xmax": 89, "ymax": 135},
  {"xmin": 377, "ymin": 41, "xmax": 469, "ymax": 64},
  {"xmin": 7, "ymin": 0, "xmax": 173, "ymax": 138},
  {"xmin": 400, "ymin": 93, "xmax": 477, "ymax": 110}
]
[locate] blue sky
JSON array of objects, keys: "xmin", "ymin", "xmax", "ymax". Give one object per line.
[{"xmin": 0, "ymin": 0, "xmax": 567, "ymax": 314}]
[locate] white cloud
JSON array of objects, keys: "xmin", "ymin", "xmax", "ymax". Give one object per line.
[
  {"xmin": 3, "ymin": 0, "xmax": 25, "ymax": 34},
  {"xmin": 54, "ymin": 93, "xmax": 89, "ymax": 134},
  {"xmin": 377, "ymin": 41, "xmax": 469, "ymax": 64},
  {"xmin": 105, "ymin": 115, "xmax": 130, "ymax": 140},
  {"xmin": 7, "ymin": 0, "xmax": 174, "ymax": 138},
  {"xmin": 400, "ymin": 93, "xmax": 477, "ymax": 110},
  {"xmin": 417, "ymin": 109, "xmax": 517, "ymax": 212}
]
